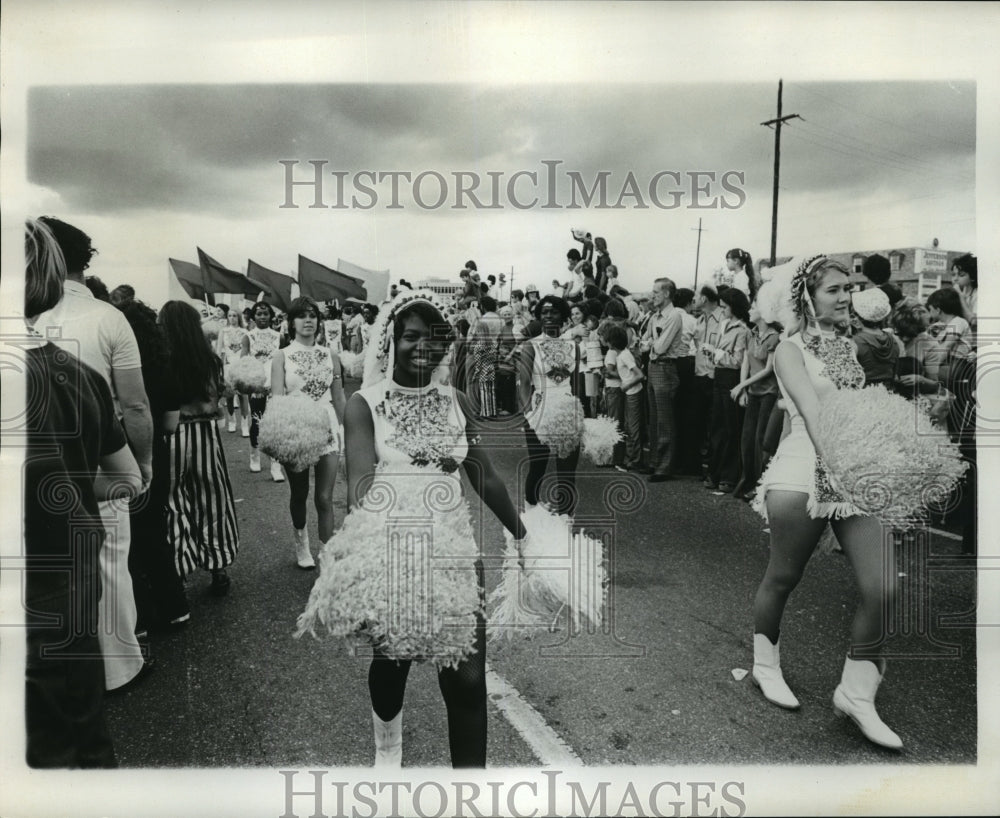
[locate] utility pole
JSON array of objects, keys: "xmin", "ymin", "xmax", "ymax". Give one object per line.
[
  {"xmin": 692, "ymin": 218, "xmax": 705, "ymax": 290},
  {"xmin": 761, "ymin": 79, "xmax": 800, "ymax": 266}
]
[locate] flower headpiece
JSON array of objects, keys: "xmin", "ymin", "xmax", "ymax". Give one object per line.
[
  {"xmin": 790, "ymin": 255, "xmax": 828, "ymax": 321},
  {"xmin": 361, "ymin": 288, "xmax": 455, "ymax": 389}
]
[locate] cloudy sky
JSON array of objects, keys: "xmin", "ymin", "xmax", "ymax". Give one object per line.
[{"xmin": 2, "ymin": 1, "xmax": 993, "ymax": 311}]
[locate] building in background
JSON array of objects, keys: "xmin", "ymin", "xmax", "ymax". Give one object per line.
[{"xmin": 415, "ymin": 277, "xmax": 463, "ymax": 298}]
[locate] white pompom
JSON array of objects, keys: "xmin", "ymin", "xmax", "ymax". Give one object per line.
[
  {"xmin": 581, "ymin": 416, "xmax": 622, "ymax": 465},
  {"xmin": 258, "ymin": 395, "xmax": 332, "ymax": 472}
]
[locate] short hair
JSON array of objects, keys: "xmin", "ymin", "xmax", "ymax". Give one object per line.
[
  {"xmin": 674, "ymin": 287, "xmax": 695, "ymax": 310},
  {"xmin": 608, "ymin": 283, "xmax": 630, "ymax": 298},
  {"xmin": 286, "ymin": 296, "xmax": 321, "ymax": 339},
  {"xmin": 393, "ymin": 301, "xmax": 454, "ymax": 348},
  {"xmin": 878, "ymin": 282, "xmax": 904, "ymax": 308},
  {"xmin": 653, "ymin": 277, "xmax": 676, "ymax": 302},
  {"xmin": 85, "ymin": 276, "xmax": 111, "ymax": 302},
  {"xmin": 605, "ymin": 324, "xmax": 628, "ymax": 351},
  {"xmin": 38, "ymin": 216, "xmax": 98, "ymax": 273},
  {"xmin": 602, "ymin": 298, "xmax": 627, "ymax": 320},
  {"xmin": 534, "ymin": 294, "xmax": 571, "ymax": 323},
  {"xmin": 511, "ymin": 289, "xmax": 524, "ymax": 300},
  {"xmin": 567, "ymin": 248, "xmax": 582, "ymax": 263},
  {"xmin": 487, "ymin": 274, "xmax": 496, "ymax": 284},
  {"xmin": 699, "ymin": 284, "xmax": 719, "ymax": 303},
  {"xmin": 926, "ymin": 287, "xmax": 964, "ymax": 318},
  {"xmin": 952, "ymin": 253, "xmax": 977, "ymax": 286},
  {"xmin": 891, "ymin": 297, "xmax": 929, "ymax": 342},
  {"xmin": 110, "ymin": 284, "xmax": 135, "ymax": 307},
  {"xmin": 217, "ymin": 303, "xmax": 230, "ymax": 316},
  {"xmin": 719, "ymin": 287, "xmax": 751, "ymax": 325},
  {"xmin": 862, "ymin": 254, "xmax": 891, "ymax": 285},
  {"xmin": 252, "ymin": 301, "xmax": 276, "ymax": 322},
  {"xmin": 579, "ymin": 261, "xmax": 594, "ymax": 278},
  {"xmin": 480, "ymin": 295, "xmax": 497, "ymax": 313},
  {"xmin": 465, "ymin": 260, "xmax": 477, "ymax": 272}
]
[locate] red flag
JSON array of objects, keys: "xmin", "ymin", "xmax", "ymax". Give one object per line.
[
  {"xmin": 169, "ymin": 258, "xmax": 215, "ymax": 305},
  {"xmin": 248, "ymin": 259, "xmax": 296, "ymax": 313},
  {"xmin": 298, "ymin": 255, "xmax": 367, "ymax": 302},
  {"xmin": 198, "ymin": 248, "xmax": 265, "ymax": 298}
]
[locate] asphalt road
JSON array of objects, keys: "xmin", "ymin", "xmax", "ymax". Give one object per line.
[{"xmin": 105, "ymin": 391, "xmax": 978, "ymax": 769}]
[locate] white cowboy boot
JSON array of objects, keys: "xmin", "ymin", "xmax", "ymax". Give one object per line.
[
  {"xmin": 372, "ymin": 708, "xmax": 402, "ymax": 768},
  {"xmin": 249, "ymin": 449, "xmax": 261, "ymax": 472},
  {"xmin": 270, "ymin": 460, "xmax": 285, "ymax": 482},
  {"xmin": 833, "ymin": 656, "xmax": 903, "ymax": 750},
  {"xmin": 241, "ymin": 416, "xmax": 250, "ymax": 437},
  {"xmin": 751, "ymin": 633, "xmax": 800, "ymax": 710},
  {"xmin": 294, "ymin": 528, "xmax": 315, "ymax": 570}
]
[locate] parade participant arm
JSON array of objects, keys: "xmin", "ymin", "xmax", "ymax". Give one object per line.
[
  {"xmin": 240, "ymin": 334, "xmax": 251, "ymax": 358},
  {"xmin": 270, "ymin": 350, "xmax": 286, "ymax": 397},
  {"xmin": 456, "ymin": 389, "xmax": 527, "ymax": 543},
  {"xmin": 343, "ymin": 393, "xmax": 377, "ymax": 512},
  {"xmin": 330, "ymin": 355, "xmax": 347, "ymax": 424},
  {"xmin": 774, "ymin": 341, "xmax": 828, "ymax": 462},
  {"xmin": 517, "ymin": 340, "xmax": 535, "ymax": 419},
  {"xmin": 112, "ymin": 365, "xmax": 154, "ymax": 487}
]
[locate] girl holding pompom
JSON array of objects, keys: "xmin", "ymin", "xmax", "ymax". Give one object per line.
[
  {"xmin": 520, "ymin": 295, "xmax": 583, "ymax": 516},
  {"xmin": 241, "ymin": 301, "xmax": 284, "ymax": 481},
  {"xmin": 749, "ymin": 256, "xmax": 902, "ymax": 750},
  {"xmin": 298, "ymin": 290, "xmax": 526, "ymax": 768},
  {"xmin": 270, "ymin": 297, "xmax": 347, "ymax": 570},
  {"xmin": 218, "ymin": 309, "xmax": 250, "ymax": 435}
]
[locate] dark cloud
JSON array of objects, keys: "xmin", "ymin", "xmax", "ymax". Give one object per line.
[{"xmin": 28, "ymin": 81, "xmax": 974, "ymax": 216}]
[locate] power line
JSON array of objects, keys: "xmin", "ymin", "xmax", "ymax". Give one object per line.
[
  {"xmin": 787, "ymin": 82, "xmax": 973, "ymax": 153},
  {"xmin": 776, "ymin": 185, "xmax": 975, "ymax": 224}
]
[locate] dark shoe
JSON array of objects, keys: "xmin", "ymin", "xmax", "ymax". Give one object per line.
[
  {"xmin": 210, "ymin": 569, "xmax": 231, "ymax": 597},
  {"xmin": 106, "ymin": 658, "xmax": 156, "ymax": 696},
  {"xmin": 649, "ymin": 473, "xmax": 673, "ymax": 483},
  {"xmin": 718, "ymin": 482, "xmax": 735, "ymax": 492},
  {"xmin": 637, "ymin": 465, "xmax": 654, "ymax": 475},
  {"xmin": 703, "ymin": 478, "xmax": 719, "ymax": 490}
]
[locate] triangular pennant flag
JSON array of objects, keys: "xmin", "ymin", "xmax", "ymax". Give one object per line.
[
  {"xmin": 198, "ymin": 247, "xmax": 265, "ymax": 298},
  {"xmin": 248, "ymin": 259, "xmax": 296, "ymax": 313},
  {"xmin": 169, "ymin": 258, "xmax": 215, "ymax": 305},
  {"xmin": 298, "ymin": 255, "xmax": 367, "ymax": 302},
  {"xmin": 338, "ymin": 258, "xmax": 390, "ymax": 303}
]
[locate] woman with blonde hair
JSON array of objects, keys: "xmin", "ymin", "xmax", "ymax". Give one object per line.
[{"xmin": 750, "ymin": 256, "xmax": 902, "ymax": 750}]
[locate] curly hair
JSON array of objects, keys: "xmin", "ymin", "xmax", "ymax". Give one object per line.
[
  {"xmin": 890, "ymin": 297, "xmax": 928, "ymax": 343},
  {"xmin": 38, "ymin": 216, "xmax": 98, "ymax": 273},
  {"xmin": 533, "ymin": 294, "xmax": 571, "ymax": 323}
]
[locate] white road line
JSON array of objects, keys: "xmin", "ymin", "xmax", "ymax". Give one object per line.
[
  {"xmin": 928, "ymin": 527, "xmax": 963, "ymax": 542},
  {"xmin": 485, "ymin": 664, "xmax": 583, "ymax": 767}
]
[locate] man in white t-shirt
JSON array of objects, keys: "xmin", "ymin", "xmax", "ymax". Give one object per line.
[{"xmin": 33, "ymin": 217, "xmax": 152, "ymax": 692}]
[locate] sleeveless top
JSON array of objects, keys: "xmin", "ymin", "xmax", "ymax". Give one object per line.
[
  {"xmin": 283, "ymin": 339, "xmax": 337, "ymax": 404},
  {"xmin": 525, "ymin": 336, "xmax": 577, "ymax": 424},
  {"xmin": 219, "ymin": 326, "xmax": 248, "ymax": 365},
  {"xmin": 247, "ymin": 327, "xmax": 282, "ymax": 390},
  {"xmin": 777, "ymin": 330, "xmax": 865, "ymax": 435},
  {"xmin": 356, "ymin": 379, "xmax": 469, "ymax": 475}
]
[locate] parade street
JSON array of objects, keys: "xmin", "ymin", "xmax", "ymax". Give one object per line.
[{"xmin": 104, "ymin": 399, "xmax": 977, "ymax": 770}]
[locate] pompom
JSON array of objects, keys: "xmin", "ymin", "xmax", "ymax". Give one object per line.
[
  {"xmin": 756, "ymin": 257, "xmax": 802, "ymax": 332},
  {"xmin": 531, "ymin": 391, "xmax": 584, "ymax": 458},
  {"xmin": 338, "ymin": 350, "xmax": 364, "ymax": 380},
  {"xmin": 226, "ymin": 356, "xmax": 267, "ymax": 395},
  {"xmin": 815, "ymin": 385, "xmax": 968, "ymax": 529},
  {"xmin": 581, "ymin": 416, "xmax": 622, "ymax": 465},
  {"xmin": 488, "ymin": 504, "xmax": 606, "ymax": 641},
  {"xmin": 295, "ymin": 466, "xmax": 482, "ymax": 669},
  {"xmin": 201, "ymin": 321, "xmax": 220, "ymax": 342},
  {"xmin": 259, "ymin": 395, "xmax": 332, "ymax": 472}
]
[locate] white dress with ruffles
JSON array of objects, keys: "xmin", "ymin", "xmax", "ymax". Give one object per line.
[
  {"xmin": 524, "ymin": 336, "xmax": 584, "ymax": 455},
  {"xmin": 296, "ymin": 379, "xmax": 483, "ymax": 669},
  {"xmin": 752, "ymin": 331, "xmax": 866, "ymax": 521},
  {"xmin": 282, "ymin": 339, "xmax": 342, "ymax": 457}
]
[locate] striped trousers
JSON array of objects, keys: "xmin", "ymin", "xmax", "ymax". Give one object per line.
[{"xmin": 167, "ymin": 418, "xmax": 240, "ymax": 578}]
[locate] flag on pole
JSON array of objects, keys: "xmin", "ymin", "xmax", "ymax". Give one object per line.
[
  {"xmin": 198, "ymin": 248, "xmax": 266, "ymax": 299},
  {"xmin": 169, "ymin": 258, "xmax": 215, "ymax": 305},
  {"xmin": 338, "ymin": 258, "xmax": 391, "ymax": 303},
  {"xmin": 248, "ymin": 259, "xmax": 296, "ymax": 313},
  {"xmin": 298, "ymin": 255, "xmax": 368, "ymax": 302}
]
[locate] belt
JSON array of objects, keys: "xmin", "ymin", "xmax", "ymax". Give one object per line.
[{"xmin": 650, "ymin": 358, "xmax": 679, "ymax": 364}]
